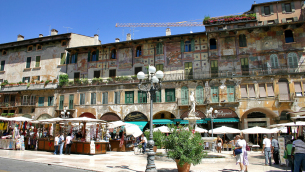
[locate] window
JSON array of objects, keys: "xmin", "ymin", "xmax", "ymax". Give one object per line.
[
  {"xmin": 59, "ymin": 95, "xmax": 64, "ymax": 110},
  {"xmin": 134, "ymin": 67, "xmax": 142, "ymax": 75},
  {"xmin": 4, "ymin": 95, "xmax": 9, "ymax": 103},
  {"xmin": 102, "ymin": 92, "xmax": 108, "ymax": 104},
  {"xmin": 153, "ymin": 90, "xmax": 161, "ymax": 103},
  {"xmin": 210, "ymin": 38, "xmax": 217, "ymax": 49},
  {"xmin": 211, "ymin": 60, "xmax": 218, "ymax": 77},
  {"xmin": 2, "ymin": 50, "xmax": 7, "ymax": 55},
  {"xmin": 109, "ymin": 69, "xmax": 116, "ymax": 78},
  {"xmin": 94, "ymin": 71, "xmax": 100, "ymax": 78},
  {"xmin": 156, "ymin": 64, "xmax": 164, "ymax": 71},
  {"xmin": 240, "ymin": 58, "xmax": 249, "ymax": 75},
  {"xmin": 184, "ymin": 62, "xmax": 193, "ymax": 79},
  {"xmin": 270, "ymin": 54, "xmax": 279, "ymax": 69},
  {"xmin": 165, "ymin": 89, "xmax": 175, "ymax": 102},
  {"xmin": 295, "ymin": 82, "xmax": 303, "ymax": 97},
  {"xmin": 0, "ymin": 61, "xmax": 5, "ymax": 71},
  {"xmin": 285, "ymin": 3, "xmax": 292, "ymax": 12},
  {"xmin": 211, "ymin": 87, "xmax": 219, "ymax": 103},
  {"xmin": 61, "ymin": 40, "xmax": 67, "ymax": 46},
  {"xmin": 286, "ymin": 18, "xmax": 293, "ymax": 23},
  {"xmin": 259, "ymin": 84, "xmax": 267, "ymax": 98},
  {"xmin": 181, "ymin": 86, "xmax": 189, "ymax": 105},
  {"xmin": 136, "ymin": 46, "xmax": 142, "ymax": 57},
  {"xmin": 268, "ymin": 20, "xmax": 275, "ymax": 25},
  {"xmin": 38, "ymin": 97, "xmax": 44, "ymax": 107},
  {"xmin": 285, "ymin": 30, "xmax": 294, "ymax": 43},
  {"xmin": 60, "ymin": 53, "xmax": 66, "ymax": 65},
  {"xmin": 240, "ymin": 85, "xmax": 248, "ymax": 98},
  {"xmin": 71, "ymin": 53, "xmax": 77, "ymax": 63},
  {"xmin": 69, "ymin": 94, "xmax": 74, "ymax": 109},
  {"xmin": 218, "ymin": 27, "xmax": 223, "ymax": 30},
  {"xmin": 91, "ymin": 51, "xmax": 97, "ymax": 61},
  {"xmin": 180, "ymin": 39, "xmax": 194, "ymax": 52},
  {"xmin": 26, "ymin": 57, "xmax": 31, "ymax": 68},
  {"xmin": 22, "ymin": 95, "xmax": 28, "ymax": 105},
  {"xmin": 267, "ymin": 83, "xmax": 275, "ymax": 97},
  {"xmin": 35, "ymin": 56, "xmax": 40, "ymax": 67},
  {"xmin": 125, "ymin": 91, "xmax": 134, "ymax": 104},
  {"xmin": 88, "ymin": 50, "xmax": 99, "ymax": 62},
  {"xmin": 48, "ymin": 96, "xmax": 54, "ymax": 106},
  {"xmin": 227, "ymin": 85, "xmax": 235, "ymax": 102},
  {"xmin": 19, "ymin": 108, "xmax": 22, "ymax": 114},
  {"xmin": 239, "ymin": 34, "xmax": 247, "ymax": 47},
  {"xmin": 79, "ymin": 93, "xmax": 85, "ymax": 105},
  {"xmin": 279, "ymin": 80, "xmax": 290, "ymax": 101},
  {"xmin": 264, "ymin": 6, "xmax": 270, "ymax": 15},
  {"xmin": 31, "ymin": 108, "xmax": 35, "ymax": 113},
  {"xmin": 288, "ymin": 52, "xmax": 298, "ymax": 68},
  {"xmin": 37, "ymin": 44, "xmax": 42, "ymax": 50},
  {"xmin": 22, "ymin": 77, "xmax": 30, "ymax": 83},
  {"xmin": 111, "ymin": 49, "xmax": 116, "ymax": 59},
  {"xmin": 280, "ymin": 111, "xmax": 290, "ymax": 120},
  {"xmin": 114, "ymin": 92, "xmax": 120, "ymax": 104},
  {"xmin": 27, "ymin": 45, "xmax": 33, "ymax": 51},
  {"xmin": 91, "ymin": 93, "xmax": 96, "ymax": 105},
  {"xmin": 248, "ymin": 84, "xmax": 256, "ymax": 98},
  {"xmin": 34, "ymin": 76, "xmax": 40, "ymax": 81},
  {"xmin": 138, "ymin": 91, "xmax": 147, "ymax": 103},
  {"xmin": 30, "ymin": 95, "xmax": 35, "ymax": 105},
  {"xmin": 156, "ymin": 43, "xmax": 163, "ymax": 54},
  {"xmin": 74, "ymin": 72, "xmax": 80, "ymax": 80},
  {"xmin": 196, "ymin": 86, "xmax": 204, "ymax": 104}
]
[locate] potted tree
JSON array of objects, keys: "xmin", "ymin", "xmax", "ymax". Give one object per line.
[
  {"xmin": 164, "ymin": 125, "xmax": 206, "ymax": 172},
  {"xmin": 144, "ymin": 130, "xmax": 164, "ymax": 152}
]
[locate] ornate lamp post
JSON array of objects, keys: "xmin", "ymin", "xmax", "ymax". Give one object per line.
[
  {"xmin": 137, "ymin": 66, "xmax": 163, "ymax": 172},
  {"xmin": 60, "ymin": 107, "xmax": 70, "ymax": 136},
  {"xmin": 207, "ymin": 107, "xmax": 218, "ymax": 152}
]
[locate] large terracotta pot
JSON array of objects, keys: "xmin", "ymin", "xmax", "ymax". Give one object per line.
[
  {"xmin": 153, "ymin": 146, "xmax": 157, "ymax": 152},
  {"xmin": 175, "ymin": 159, "xmax": 191, "ymax": 172}
]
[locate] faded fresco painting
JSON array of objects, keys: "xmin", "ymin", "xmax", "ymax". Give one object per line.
[
  {"xmin": 118, "ymin": 48, "xmax": 132, "ymax": 70},
  {"xmin": 166, "ymin": 42, "xmax": 182, "ymax": 67}
]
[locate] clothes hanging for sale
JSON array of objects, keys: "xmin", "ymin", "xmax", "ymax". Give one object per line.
[{"xmin": 0, "ymin": 122, "xmax": 4, "ymax": 130}]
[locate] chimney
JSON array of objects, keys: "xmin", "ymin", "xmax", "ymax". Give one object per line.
[
  {"xmin": 126, "ymin": 33, "xmax": 131, "ymax": 41},
  {"xmin": 39, "ymin": 34, "xmax": 43, "ymax": 37},
  {"xmin": 51, "ymin": 29, "xmax": 58, "ymax": 36},
  {"xmin": 17, "ymin": 34, "xmax": 24, "ymax": 41},
  {"xmin": 166, "ymin": 28, "xmax": 171, "ymax": 36},
  {"xmin": 115, "ymin": 38, "xmax": 120, "ymax": 42},
  {"xmin": 94, "ymin": 34, "xmax": 99, "ymax": 45}
]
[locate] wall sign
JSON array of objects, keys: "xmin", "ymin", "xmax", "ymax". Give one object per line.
[
  {"xmin": 212, "ymin": 108, "xmax": 237, "ymax": 118},
  {"xmin": 124, "ymin": 112, "xmax": 148, "ymax": 121}
]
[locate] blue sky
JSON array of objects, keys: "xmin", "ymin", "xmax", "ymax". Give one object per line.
[{"xmin": 0, "ymin": 0, "xmax": 268, "ymax": 44}]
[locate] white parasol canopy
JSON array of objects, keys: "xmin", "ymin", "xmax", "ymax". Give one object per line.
[
  {"xmin": 108, "ymin": 121, "xmax": 127, "ymax": 128},
  {"xmin": 269, "ymin": 121, "xmax": 305, "ymax": 128},
  {"xmin": 208, "ymin": 126, "xmax": 241, "ymax": 134},
  {"xmin": 241, "ymin": 126, "xmax": 277, "ymax": 134},
  {"xmin": 195, "ymin": 126, "xmax": 208, "ymax": 133},
  {"xmin": 125, "ymin": 124, "xmax": 143, "ymax": 137},
  {"xmin": 38, "ymin": 118, "xmax": 64, "ymax": 123},
  {"xmin": 65, "ymin": 117, "xmax": 106, "ymax": 123},
  {"xmin": 153, "ymin": 126, "xmax": 172, "ymax": 133},
  {"xmin": 5, "ymin": 117, "xmax": 33, "ymax": 122},
  {"xmin": 0, "ymin": 117, "xmax": 8, "ymax": 120}
]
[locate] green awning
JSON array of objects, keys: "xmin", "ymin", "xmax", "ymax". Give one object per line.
[
  {"xmin": 173, "ymin": 119, "xmax": 207, "ymax": 124},
  {"xmin": 125, "ymin": 121, "xmax": 148, "ymax": 131},
  {"xmin": 153, "ymin": 119, "xmax": 175, "ymax": 125},
  {"xmin": 205, "ymin": 118, "xmax": 239, "ymax": 123}
]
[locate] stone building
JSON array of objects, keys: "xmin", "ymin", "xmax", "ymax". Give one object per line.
[{"xmin": 0, "ymin": 29, "xmax": 99, "ymax": 120}]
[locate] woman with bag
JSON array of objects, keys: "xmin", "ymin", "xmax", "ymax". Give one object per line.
[
  {"xmin": 234, "ymin": 135, "xmax": 244, "ymax": 172},
  {"xmin": 240, "ymin": 135, "xmax": 249, "ymax": 172}
]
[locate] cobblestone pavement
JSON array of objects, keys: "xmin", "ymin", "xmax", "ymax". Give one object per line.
[{"xmin": 0, "ymin": 149, "xmax": 290, "ymax": 172}]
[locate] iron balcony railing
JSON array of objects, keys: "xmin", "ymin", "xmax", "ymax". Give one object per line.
[
  {"xmin": 177, "ymin": 97, "xmax": 206, "ymax": 106},
  {"xmin": 0, "ymin": 101, "xmax": 17, "ymax": 107},
  {"xmin": 19, "ymin": 100, "xmax": 36, "ymax": 106},
  {"xmin": 57, "ymin": 103, "xmax": 74, "ymax": 110}
]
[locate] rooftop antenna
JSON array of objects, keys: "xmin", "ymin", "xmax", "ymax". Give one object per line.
[
  {"xmin": 48, "ymin": 25, "xmax": 51, "ymax": 36},
  {"xmin": 97, "ymin": 28, "xmax": 100, "ymax": 35},
  {"xmin": 63, "ymin": 26, "xmax": 73, "ymax": 33}
]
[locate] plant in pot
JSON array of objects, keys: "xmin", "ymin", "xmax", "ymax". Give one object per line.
[
  {"xmin": 81, "ymin": 78, "xmax": 88, "ymax": 85},
  {"xmin": 144, "ymin": 129, "xmax": 164, "ymax": 152},
  {"xmin": 92, "ymin": 78, "xmax": 99, "ymax": 85},
  {"xmin": 164, "ymin": 125, "xmax": 207, "ymax": 172},
  {"xmin": 107, "ymin": 77, "xmax": 114, "ymax": 83}
]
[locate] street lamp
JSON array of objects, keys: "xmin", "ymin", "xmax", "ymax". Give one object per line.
[
  {"xmin": 207, "ymin": 107, "xmax": 218, "ymax": 152},
  {"xmin": 137, "ymin": 65, "xmax": 163, "ymax": 172},
  {"xmin": 60, "ymin": 107, "xmax": 70, "ymax": 136}
]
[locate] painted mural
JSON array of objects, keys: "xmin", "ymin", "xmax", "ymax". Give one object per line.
[
  {"xmin": 118, "ymin": 48, "xmax": 132, "ymax": 70},
  {"xmin": 166, "ymin": 42, "xmax": 182, "ymax": 67}
]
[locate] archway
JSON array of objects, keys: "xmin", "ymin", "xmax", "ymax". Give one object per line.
[
  {"xmin": 180, "ymin": 110, "xmax": 206, "ymax": 119},
  {"xmin": 79, "ymin": 112, "xmax": 96, "ymax": 119},
  {"xmin": 37, "ymin": 114, "xmax": 52, "ymax": 120},
  {"xmin": 153, "ymin": 111, "xmax": 175, "ymax": 125},
  {"xmin": 100, "ymin": 112, "xmax": 121, "ymax": 122},
  {"xmin": 124, "ymin": 112, "xmax": 148, "ymax": 131}
]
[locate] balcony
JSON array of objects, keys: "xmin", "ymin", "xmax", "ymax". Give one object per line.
[
  {"xmin": 0, "ymin": 83, "xmax": 58, "ymax": 92},
  {"xmin": 57, "ymin": 103, "xmax": 74, "ymax": 110},
  {"xmin": 19, "ymin": 100, "xmax": 36, "ymax": 106},
  {"xmin": 177, "ymin": 97, "xmax": 205, "ymax": 106},
  {"xmin": 0, "ymin": 101, "xmax": 17, "ymax": 107}
]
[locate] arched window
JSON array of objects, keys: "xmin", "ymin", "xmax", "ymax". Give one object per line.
[
  {"xmin": 196, "ymin": 86, "xmax": 204, "ymax": 104},
  {"xmin": 239, "ymin": 34, "xmax": 247, "ymax": 47},
  {"xmin": 156, "ymin": 43, "xmax": 163, "ymax": 54},
  {"xmin": 210, "ymin": 38, "xmax": 217, "ymax": 49},
  {"xmin": 111, "ymin": 49, "xmax": 116, "ymax": 59},
  {"xmin": 136, "ymin": 46, "xmax": 142, "ymax": 57},
  {"xmin": 270, "ymin": 54, "xmax": 279, "ymax": 69},
  {"xmin": 181, "ymin": 86, "xmax": 189, "ymax": 105},
  {"xmin": 288, "ymin": 52, "xmax": 298, "ymax": 68},
  {"xmin": 285, "ymin": 30, "xmax": 294, "ymax": 43}
]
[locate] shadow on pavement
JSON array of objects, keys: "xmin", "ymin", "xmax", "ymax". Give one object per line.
[
  {"xmin": 106, "ymin": 165, "xmax": 144, "ymax": 172},
  {"xmin": 218, "ymin": 169, "xmax": 239, "ymax": 172}
]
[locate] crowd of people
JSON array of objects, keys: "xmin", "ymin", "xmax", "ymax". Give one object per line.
[{"xmin": 53, "ymin": 133, "xmax": 73, "ymax": 155}]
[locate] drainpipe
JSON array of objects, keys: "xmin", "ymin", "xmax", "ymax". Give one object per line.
[{"xmin": 276, "ymin": 2, "xmax": 279, "ymax": 23}]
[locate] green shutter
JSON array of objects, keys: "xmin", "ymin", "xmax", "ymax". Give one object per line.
[
  {"xmin": 270, "ymin": 5, "xmax": 273, "ymax": 14},
  {"xmin": 261, "ymin": 6, "xmax": 265, "ymax": 15},
  {"xmin": 191, "ymin": 39, "xmax": 195, "ymax": 51},
  {"xmin": 48, "ymin": 96, "xmax": 54, "ymax": 106},
  {"xmin": 91, "ymin": 93, "xmax": 96, "ymax": 104},
  {"xmin": 196, "ymin": 86, "xmax": 204, "ymax": 104},
  {"xmin": 227, "ymin": 86, "xmax": 235, "ymax": 102},
  {"xmin": 291, "ymin": 2, "xmax": 295, "ymax": 12},
  {"xmin": 26, "ymin": 57, "xmax": 31, "ymax": 68},
  {"xmin": 75, "ymin": 53, "xmax": 78, "ymax": 63},
  {"xmin": 35, "ymin": 56, "xmax": 40, "ymax": 67},
  {"xmin": 125, "ymin": 91, "xmax": 134, "ymax": 104},
  {"xmin": 282, "ymin": 3, "xmax": 286, "ymax": 13},
  {"xmin": 38, "ymin": 97, "xmax": 44, "ymax": 106},
  {"xmin": 155, "ymin": 90, "xmax": 161, "ymax": 102},
  {"xmin": 160, "ymin": 43, "xmax": 163, "ymax": 54},
  {"xmin": 211, "ymin": 87, "xmax": 219, "ymax": 103},
  {"xmin": 180, "ymin": 40, "xmax": 184, "ymax": 53},
  {"xmin": 1, "ymin": 61, "xmax": 5, "ymax": 71},
  {"xmin": 59, "ymin": 95, "xmax": 64, "ymax": 110},
  {"xmin": 181, "ymin": 86, "xmax": 188, "ymax": 105},
  {"xmin": 96, "ymin": 49, "xmax": 99, "ymax": 60},
  {"xmin": 69, "ymin": 94, "xmax": 74, "ymax": 109},
  {"xmin": 156, "ymin": 43, "xmax": 160, "ymax": 55},
  {"xmin": 60, "ymin": 53, "xmax": 66, "ymax": 65},
  {"xmin": 88, "ymin": 51, "xmax": 91, "ymax": 62},
  {"xmin": 138, "ymin": 91, "xmax": 147, "ymax": 103},
  {"xmin": 66, "ymin": 53, "xmax": 70, "ymax": 64},
  {"xmin": 166, "ymin": 89, "xmax": 175, "ymax": 102}
]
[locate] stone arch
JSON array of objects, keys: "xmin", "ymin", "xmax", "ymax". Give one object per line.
[
  {"xmin": 180, "ymin": 110, "xmax": 206, "ymax": 119},
  {"xmin": 79, "ymin": 112, "xmax": 96, "ymax": 119},
  {"xmin": 241, "ymin": 107, "xmax": 278, "ymax": 120},
  {"xmin": 280, "ymin": 109, "xmax": 293, "ymax": 121},
  {"xmin": 124, "ymin": 111, "xmax": 148, "ymax": 121},
  {"xmin": 153, "ymin": 111, "xmax": 176, "ymax": 119},
  {"xmin": 100, "ymin": 112, "xmax": 121, "ymax": 122},
  {"xmin": 241, "ymin": 107, "xmax": 278, "ymax": 129},
  {"xmin": 36, "ymin": 114, "xmax": 52, "ymax": 120}
]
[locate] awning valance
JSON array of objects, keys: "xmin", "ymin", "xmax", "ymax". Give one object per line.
[
  {"xmin": 173, "ymin": 119, "xmax": 207, "ymax": 124},
  {"xmin": 205, "ymin": 118, "xmax": 239, "ymax": 123},
  {"xmin": 153, "ymin": 119, "xmax": 175, "ymax": 125}
]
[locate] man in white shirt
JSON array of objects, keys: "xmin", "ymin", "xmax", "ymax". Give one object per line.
[
  {"xmin": 59, "ymin": 133, "xmax": 65, "ymax": 155},
  {"xmin": 140, "ymin": 134, "xmax": 147, "ymax": 154},
  {"xmin": 262, "ymin": 135, "xmax": 271, "ymax": 166},
  {"xmin": 291, "ymin": 136, "xmax": 305, "ymax": 172},
  {"xmin": 54, "ymin": 134, "xmax": 60, "ymax": 155}
]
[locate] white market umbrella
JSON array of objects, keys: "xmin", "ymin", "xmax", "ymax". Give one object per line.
[
  {"xmin": 125, "ymin": 124, "xmax": 142, "ymax": 137},
  {"xmin": 153, "ymin": 126, "xmax": 172, "ymax": 133},
  {"xmin": 195, "ymin": 126, "xmax": 208, "ymax": 133},
  {"xmin": 0, "ymin": 117, "xmax": 8, "ymax": 120},
  {"xmin": 7, "ymin": 117, "xmax": 33, "ymax": 122},
  {"xmin": 269, "ymin": 121, "xmax": 305, "ymax": 128},
  {"xmin": 270, "ymin": 127, "xmax": 288, "ymax": 134},
  {"xmin": 65, "ymin": 117, "xmax": 106, "ymax": 123},
  {"xmin": 208, "ymin": 126, "xmax": 241, "ymax": 134},
  {"xmin": 38, "ymin": 118, "xmax": 64, "ymax": 123},
  {"xmin": 108, "ymin": 121, "xmax": 127, "ymax": 128},
  {"xmin": 241, "ymin": 126, "xmax": 276, "ymax": 134}
]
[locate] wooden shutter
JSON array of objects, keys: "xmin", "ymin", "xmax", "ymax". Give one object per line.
[
  {"xmin": 261, "ymin": 6, "xmax": 265, "ymax": 15},
  {"xmin": 26, "ymin": 57, "xmax": 31, "ymax": 68},
  {"xmin": 66, "ymin": 53, "xmax": 70, "ymax": 64},
  {"xmin": 227, "ymin": 86, "xmax": 235, "ymax": 102},
  {"xmin": 60, "ymin": 53, "xmax": 66, "ymax": 65},
  {"xmin": 166, "ymin": 89, "xmax": 175, "ymax": 102},
  {"xmin": 88, "ymin": 51, "xmax": 91, "ymax": 62},
  {"xmin": 295, "ymin": 82, "xmax": 302, "ymax": 93},
  {"xmin": 180, "ymin": 40, "xmax": 184, "ymax": 53},
  {"xmin": 279, "ymin": 82, "xmax": 290, "ymax": 100},
  {"xmin": 35, "ymin": 56, "xmax": 40, "ymax": 67},
  {"xmin": 259, "ymin": 84, "xmax": 267, "ymax": 97},
  {"xmin": 211, "ymin": 87, "xmax": 219, "ymax": 103},
  {"xmin": 270, "ymin": 5, "xmax": 273, "ymax": 14},
  {"xmin": 191, "ymin": 39, "xmax": 195, "ymax": 51},
  {"xmin": 59, "ymin": 95, "xmax": 64, "ymax": 109},
  {"xmin": 248, "ymin": 84, "xmax": 256, "ymax": 98},
  {"xmin": 267, "ymin": 83, "xmax": 275, "ymax": 97},
  {"xmin": 1, "ymin": 61, "xmax": 5, "ymax": 71},
  {"xmin": 75, "ymin": 53, "xmax": 78, "ymax": 63},
  {"xmin": 291, "ymin": 2, "xmax": 295, "ymax": 12},
  {"xmin": 155, "ymin": 90, "xmax": 161, "ymax": 102},
  {"xmin": 282, "ymin": 3, "xmax": 286, "ymax": 13},
  {"xmin": 196, "ymin": 86, "xmax": 204, "ymax": 104},
  {"xmin": 38, "ymin": 97, "xmax": 44, "ymax": 106},
  {"xmin": 240, "ymin": 85, "xmax": 248, "ymax": 98},
  {"xmin": 181, "ymin": 86, "xmax": 188, "ymax": 105},
  {"xmin": 96, "ymin": 50, "xmax": 99, "ymax": 60},
  {"xmin": 69, "ymin": 94, "xmax": 74, "ymax": 109},
  {"xmin": 125, "ymin": 91, "xmax": 133, "ymax": 104}
]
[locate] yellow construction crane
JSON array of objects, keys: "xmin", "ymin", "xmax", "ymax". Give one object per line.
[{"xmin": 115, "ymin": 21, "xmax": 204, "ymax": 28}]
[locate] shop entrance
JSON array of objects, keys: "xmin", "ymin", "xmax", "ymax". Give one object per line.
[{"xmin": 247, "ymin": 112, "xmax": 267, "ymax": 146}]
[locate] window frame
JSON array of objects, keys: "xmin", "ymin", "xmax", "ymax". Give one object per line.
[
  {"xmin": 136, "ymin": 46, "xmax": 142, "ymax": 57},
  {"xmin": 264, "ymin": 6, "xmax": 271, "ymax": 15},
  {"xmin": 35, "ymin": 56, "xmax": 40, "ymax": 67},
  {"xmin": 79, "ymin": 93, "xmax": 85, "ymax": 105},
  {"xmin": 48, "ymin": 96, "xmax": 54, "ymax": 106},
  {"xmin": 138, "ymin": 91, "xmax": 147, "ymax": 103},
  {"xmin": 284, "ymin": 30, "xmax": 294, "ymax": 43},
  {"xmin": 27, "ymin": 45, "xmax": 33, "ymax": 52},
  {"xmin": 0, "ymin": 60, "xmax": 5, "ymax": 71},
  {"xmin": 239, "ymin": 34, "xmax": 247, "ymax": 47},
  {"xmin": 26, "ymin": 57, "xmax": 31, "ymax": 68},
  {"xmin": 109, "ymin": 69, "xmax": 116, "ymax": 78},
  {"xmin": 165, "ymin": 89, "xmax": 175, "ymax": 102},
  {"xmin": 111, "ymin": 49, "xmax": 116, "ymax": 59},
  {"xmin": 210, "ymin": 38, "xmax": 217, "ymax": 50},
  {"xmin": 125, "ymin": 91, "xmax": 134, "ymax": 104},
  {"xmin": 102, "ymin": 92, "xmax": 108, "ymax": 104},
  {"xmin": 36, "ymin": 44, "xmax": 42, "ymax": 51}
]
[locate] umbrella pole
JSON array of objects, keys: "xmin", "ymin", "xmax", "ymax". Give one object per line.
[{"xmin": 257, "ymin": 133, "xmax": 258, "ymax": 145}]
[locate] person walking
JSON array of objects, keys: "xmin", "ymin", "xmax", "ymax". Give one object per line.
[
  {"xmin": 292, "ymin": 136, "xmax": 305, "ymax": 172},
  {"xmin": 217, "ymin": 136, "xmax": 223, "ymax": 153},
  {"xmin": 54, "ymin": 134, "xmax": 59, "ymax": 155},
  {"xmin": 140, "ymin": 134, "xmax": 147, "ymax": 154},
  {"xmin": 271, "ymin": 136, "xmax": 279, "ymax": 165},
  {"xmin": 59, "ymin": 133, "xmax": 65, "ymax": 155},
  {"xmin": 65, "ymin": 133, "xmax": 73, "ymax": 155},
  {"xmin": 262, "ymin": 135, "xmax": 272, "ymax": 166},
  {"xmin": 240, "ymin": 135, "xmax": 249, "ymax": 172},
  {"xmin": 285, "ymin": 140, "xmax": 295, "ymax": 172},
  {"xmin": 234, "ymin": 135, "xmax": 244, "ymax": 172}
]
